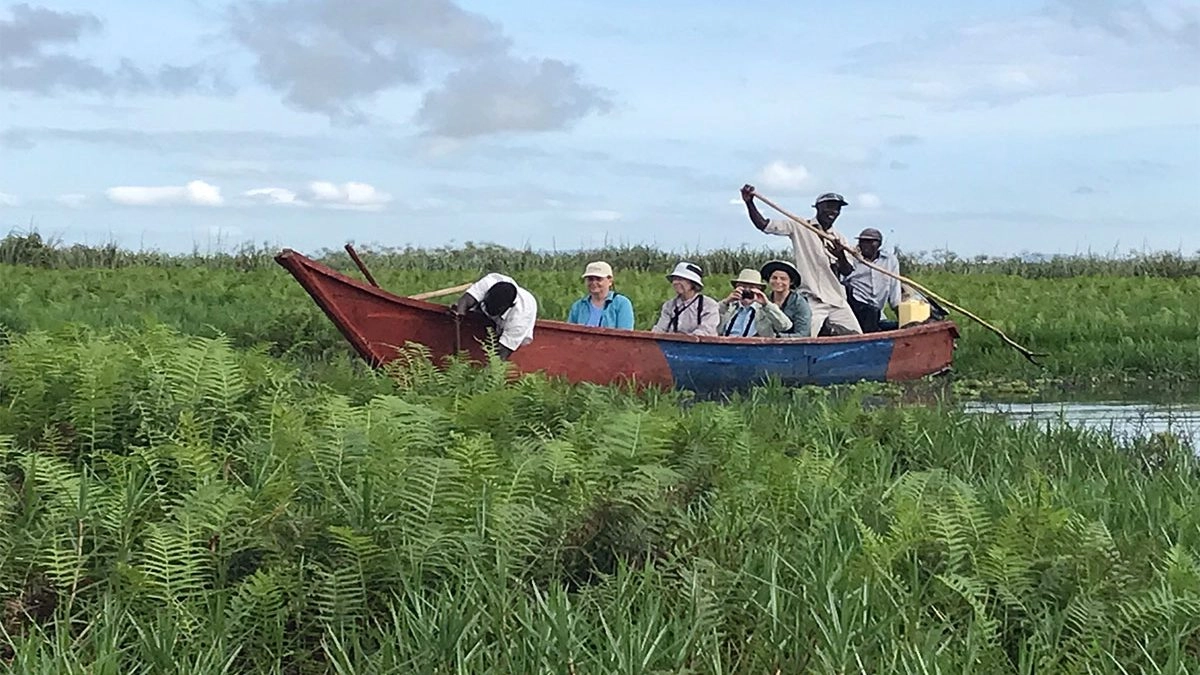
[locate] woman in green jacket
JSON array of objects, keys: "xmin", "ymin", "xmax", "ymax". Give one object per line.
[{"xmin": 760, "ymin": 260, "xmax": 811, "ymax": 338}]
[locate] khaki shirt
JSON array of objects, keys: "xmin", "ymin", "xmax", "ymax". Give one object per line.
[
  {"xmin": 717, "ymin": 299, "xmax": 793, "ymax": 337},
  {"xmin": 763, "ymin": 217, "xmax": 853, "ymax": 307}
]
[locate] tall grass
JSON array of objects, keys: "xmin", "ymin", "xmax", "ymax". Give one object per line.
[
  {"xmin": 2, "ymin": 256, "xmax": 1197, "ymax": 386},
  {"xmin": 0, "ymin": 326, "xmax": 1197, "ymax": 672},
  {"xmin": 5, "ymin": 231, "xmax": 1200, "ymax": 278}
]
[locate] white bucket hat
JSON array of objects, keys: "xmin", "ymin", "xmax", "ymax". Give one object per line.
[
  {"xmin": 582, "ymin": 261, "xmax": 613, "ymax": 278},
  {"xmin": 666, "ymin": 261, "xmax": 704, "ymax": 288}
]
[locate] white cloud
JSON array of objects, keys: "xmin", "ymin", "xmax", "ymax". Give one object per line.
[
  {"xmin": 55, "ymin": 193, "xmax": 87, "ymax": 208},
  {"xmin": 416, "ymin": 56, "xmax": 613, "ymax": 138},
  {"xmin": 306, "ymin": 181, "xmax": 392, "ymax": 211},
  {"xmin": 244, "ymin": 187, "xmax": 307, "ymax": 206},
  {"xmin": 0, "ymin": 192, "xmax": 19, "ymax": 206},
  {"xmin": 857, "ymin": 193, "xmax": 883, "ymax": 209},
  {"xmin": 842, "ymin": 1, "xmax": 1200, "ymax": 106},
  {"xmin": 106, "ymin": 180, "xmax": 224, "ymax": 206},
  {"xmin": 227, "ymin": 0, "xmax": 609, "ymax": 134},
  {"xmin": 573, "ymin": 209, "xmax": 622, "ymax": 222},
  {"xmin": 756, "ymin": 161, "xmax": 810, "ymax": 192}
]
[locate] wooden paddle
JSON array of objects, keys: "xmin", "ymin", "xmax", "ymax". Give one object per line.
[{"xmin": 750, "ymin": 191, "xmax": 1049, "ymax": 366}]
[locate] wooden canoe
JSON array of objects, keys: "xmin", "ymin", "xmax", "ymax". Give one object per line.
[{"xmin": 275, "ymin": 248, "xmax": 959, "ymax": 393}]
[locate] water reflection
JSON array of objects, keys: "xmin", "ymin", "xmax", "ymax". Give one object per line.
[{"xmin": 963, "ymin": 400, "xmax": 1200, "ymax": 451}]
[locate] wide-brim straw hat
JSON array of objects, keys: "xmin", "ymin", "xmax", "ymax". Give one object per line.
[
  {"xmin": 759, "ymin": 259, "xmax": 801, "ymax": 288},
  {"xmin": 666, "ymin": 261, "xmax": 704, "ymax": 287},
  {"xmin": 729, "ymin": 268, "xmax": 766, "ymax": 288}
]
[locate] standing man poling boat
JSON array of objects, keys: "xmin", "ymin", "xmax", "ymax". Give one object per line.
[
  {"xmin": 739, "ymin": 185, "xmax": 862, "ymax": 336},
  {"xmin": 451, "ymin": 273, "xmax": 538, "ymax": 360}
]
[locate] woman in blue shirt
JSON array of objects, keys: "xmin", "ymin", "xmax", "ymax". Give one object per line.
[{"xmin": 566, "ymin": 261, "xmax": 636, "ymax": 329}]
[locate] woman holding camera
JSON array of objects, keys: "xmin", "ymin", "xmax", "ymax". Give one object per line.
[{"xmin": 716, "ymin": 269, "xmax": 793, "ymax": 337}]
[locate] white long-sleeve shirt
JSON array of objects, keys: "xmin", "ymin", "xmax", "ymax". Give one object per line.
[{"xmin": 842, "ymin": 251, "xmax": 901, "ymax": 313}]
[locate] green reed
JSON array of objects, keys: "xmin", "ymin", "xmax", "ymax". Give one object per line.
[
  {"xmin": 0, "ymin": 326, "xmax": 1197, "ymax": 673},
  {"xmin": 4, "ymin": 230, "xmax": 1199, "ymax": 278},
  {"xmin": 1, "ymin": 253, "xmax": 1197, "ymax": 387}
]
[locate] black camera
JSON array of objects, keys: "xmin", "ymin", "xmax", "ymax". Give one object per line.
[{"xmin": 740, "ymin": 289, "xmax": 755, "ymax": 300}]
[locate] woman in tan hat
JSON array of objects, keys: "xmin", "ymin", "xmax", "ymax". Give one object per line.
[
  {"xmin": 566, "ymin": 260, "xmax": 635, "ymax": 329},
  {"xmin": 760, "ymin": 259, "xmax": 811, "ymax": 338},
  {"xmin": 650, "ymin": 261, "xmax": 720, "ymax": 335},
  {"xmin": 716, "ymin": 268, "xmax": 793, "ymax": 337}
]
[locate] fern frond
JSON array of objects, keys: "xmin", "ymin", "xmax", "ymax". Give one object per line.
[
  {"xmin": 65, "ymin": 337, "xmax": 130, "ymax": 457},
  {"xmin": 171, "ymin": 480, "xmax": 250, "ymax": 544},
  {"xmin": 936, "ymin": 572, "xmax": 1001, "ymax": 651},
  {"xmin": 36, "ymin": 529, "xmax": 87, "ymax": 599},
  {"xmin": 446, "ymin": 432, "xmax": 502, "ymax": 487},
  {"xmin": 393, "ymin": 458, "xmax": 471, "ymax": 536},
  {"xmin": 18, "ymin": 451, "xmax": 86, "ymax": 521},
  {"xmin": 365, "ymin": 395, "xmax": 451, "ymax": 456},
  {"xmin": 135, "ymin": 522, "xmax": 209, "ymax": 609},
  {"xmin": 312, "ymin": 562, "xmax": 367, "ymax": 633},
  {"xmin": 1162, "ymin": 543, "xmax": 1200, "ymax": 594}
]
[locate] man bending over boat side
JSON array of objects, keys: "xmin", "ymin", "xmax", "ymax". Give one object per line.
[
  {"xmin": 650, "ymin": 262, "xmax": 720, "ymax": 336},
  {"xmin": 450, "ymin": 273, "xmax": 538, "ymax": 360},
  {"xmin": 739, "ymin": 185, "xmax": 862, "ymax": 337}
]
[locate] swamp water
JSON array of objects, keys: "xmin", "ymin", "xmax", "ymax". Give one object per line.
[{"xmin": 963, "ymin": 398, "xmax": 1200, "ymax": 452}]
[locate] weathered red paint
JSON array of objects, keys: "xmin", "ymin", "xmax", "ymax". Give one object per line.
[{"xmin": 884, "ymin": 322, "xmax": 958, "ymax": 381}]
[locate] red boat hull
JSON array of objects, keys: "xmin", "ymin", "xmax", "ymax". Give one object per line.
[{"xmin": 276, "ymin": 249, "xmax": 959, "ymax": 392}]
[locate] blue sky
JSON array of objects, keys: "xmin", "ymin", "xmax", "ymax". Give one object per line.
[{"xmin": 1, "ymin": 0, "xmax": 1197, "ymax": 257}]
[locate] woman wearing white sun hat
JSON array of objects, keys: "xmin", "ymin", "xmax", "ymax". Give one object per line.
[{"xmin": 650, "ymin": 261, "xmax": 720, "ymax": 335}]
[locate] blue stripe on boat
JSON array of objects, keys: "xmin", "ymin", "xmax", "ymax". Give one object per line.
[{"xmin": 656, "ymin": 337, "xmax": 895, "ymax": 392}]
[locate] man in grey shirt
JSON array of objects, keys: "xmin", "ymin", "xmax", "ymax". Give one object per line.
[{"xmin": 841, "ymin": 228, "xmax": 901, "ymax": 332}]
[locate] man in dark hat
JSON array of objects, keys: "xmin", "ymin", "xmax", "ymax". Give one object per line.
[
  {"xmin": 841, "ymin": 227, "xmax": 901, "ymax": 332},
  {"xmin": 739, "ymin": 184, "xmax": 861, "ymax": 336},
  {"xmin": 451, "ymin": 272, "xmax": 539, "ymax": 359}
]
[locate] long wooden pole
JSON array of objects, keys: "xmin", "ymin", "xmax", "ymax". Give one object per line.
[
  {"xmin": 342, "ymin": 242, "xmax": 471, "ymax": 301},
  {"xmin": 751, "ymin": 191, "xmax": 1048, "ymax": 366},
  {"xmin": 344, "ymin": 244, "xmax": 379, "ymax": 288},
  {"xmin": 408, "ymin": 283, "xmax": 473, "ymax": 301}
]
